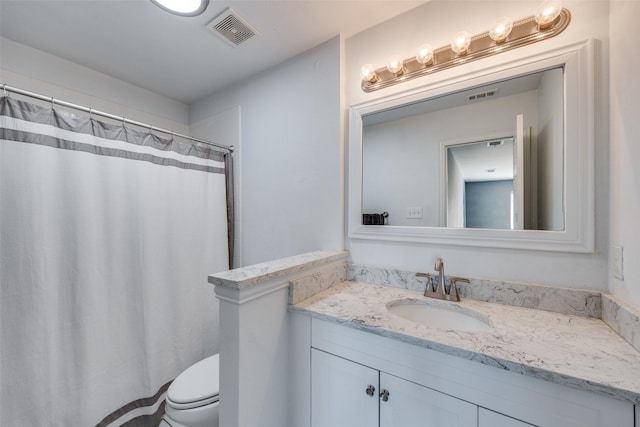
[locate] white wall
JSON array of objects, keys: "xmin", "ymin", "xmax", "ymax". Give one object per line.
[
  {"xmin": 191, "ymin": 37, "xmax": 344, "ymax": 266},
  {"xmin": 0, "ymin": 37, "xmax": 189, "ymax": 131},
  {"xmin": 609, "ymin": 1, "xmax": 640, "ymax": 310},
  {"xmin": 346, "ymin": 1, "xmax": 610, "ymax": 289}
]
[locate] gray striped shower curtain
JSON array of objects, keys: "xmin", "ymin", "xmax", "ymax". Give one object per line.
[{"xmin": 0, "ymin": 96, "xmax": 229, "ymax": 426}]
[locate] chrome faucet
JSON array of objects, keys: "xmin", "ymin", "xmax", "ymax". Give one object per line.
[
  {"xmin": 415, "ymin": 257, "xmax": 469, "ymax": 302},
  {"xmin": 434, "ymin": 257, "xmax": 446, "ymax": 296}
]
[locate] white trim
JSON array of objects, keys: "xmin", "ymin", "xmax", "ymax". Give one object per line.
[{"xmin": 214, "ymin": 279, "xmax": 289, "ymax": 305}]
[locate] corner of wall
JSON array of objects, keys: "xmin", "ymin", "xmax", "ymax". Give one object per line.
[{"xmin": 607, "ymin": 1, "xmax": 640, "ymax": 311}]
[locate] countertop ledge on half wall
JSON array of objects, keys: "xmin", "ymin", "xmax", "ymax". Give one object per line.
[{"xmin": 208, "ymin": 250, "xmax": 349, "ymax": 290}]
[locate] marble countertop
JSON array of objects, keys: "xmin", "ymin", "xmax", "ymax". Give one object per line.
[
  {"xmin": 209, "ymin": 250, "xmax": 348, "ymax": 290},
  {"xmin": 291, "ymin": 281, "xmax": 640, "ymax": 404}
]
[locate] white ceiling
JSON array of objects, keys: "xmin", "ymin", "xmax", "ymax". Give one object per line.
[{"xmin": 0, "ymin": 0, "xmax": 425, "ymax": 104}]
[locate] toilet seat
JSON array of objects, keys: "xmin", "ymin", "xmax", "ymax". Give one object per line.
[{"xmin": 166, "ymin": 354, "xmax": 220, "ymax": 411}]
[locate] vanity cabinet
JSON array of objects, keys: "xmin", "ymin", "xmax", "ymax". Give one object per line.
[
  {"xmin": 311, "ymin": 348, "xmax": 476, "ymax": 427},
  {"xmin": 300, "ymin": 316, "xmax": 634, "ymax": 427}
]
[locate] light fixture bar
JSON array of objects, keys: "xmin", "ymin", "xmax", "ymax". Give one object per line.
[{"xmin": 361, "ymin": 8, "xmax": 570, "ymax": 93}]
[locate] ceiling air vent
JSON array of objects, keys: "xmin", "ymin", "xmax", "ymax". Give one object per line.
[
  {"xmin": 467, "ymin": 89, "xmax": 498, "ymax": 101},
  {"xmin": 487, "ymin": 140, "xmax": 505, "ymax": 148},
  {"xmin": 207, "ymin": 8, "xmax": 259, "ymax": 47}
]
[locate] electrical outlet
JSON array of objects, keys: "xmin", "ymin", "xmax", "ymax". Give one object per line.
[
  {"xmin": 406, "ymin": 207, "xmax": 423, "ymax": 219},
  {"xmin": 612, "ymin": 245, "xmax": 624, "ymax": 281}
]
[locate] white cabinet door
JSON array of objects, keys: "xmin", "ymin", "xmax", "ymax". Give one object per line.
[
  {"xmin": 311, "ymin": 349, "xmax": 379, "ymax": 427},
  {"xmin": 379, "ymin": 373, "xmax": 477, "ymax": 427},
  {"xmin": 479, "ymin": 408, "xmax": 536, "ymax": 427}
]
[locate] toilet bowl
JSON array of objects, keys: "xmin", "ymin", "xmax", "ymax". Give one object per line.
[{"xmin": 162, "ymin": 354, "xmax": 220, "ymax": 427}]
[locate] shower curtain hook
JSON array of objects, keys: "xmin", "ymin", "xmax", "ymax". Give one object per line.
[
  {"xmin": 89, "ymin": 108, "xmax": 93, "ymax": 120},
  {"xmin": 2, "ymin": 84, "xmax": 7, "ymax": 98},
  {"xmin": 50, "ymin": 96, "xmax": 55, "ymax": 110}
]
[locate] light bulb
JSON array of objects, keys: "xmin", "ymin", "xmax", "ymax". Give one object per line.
[
  {"xmin": 489, "ymin": 17, "xmax": 513, "ymax": 43},
  {"xmin": 360, "ymin": 64, "xmax": 378, "ymax": 83},
  {"xmin": 451, "ymin": 31, "xmax": 471, "ymax": 55},
  {"xmin": 535, "ymin": 0, "xmax": 563, "ymax": 29},
  {"xmin": 386, "ymin": 55, "xmax": 405, "ymax": 75},
  {"xmin": 416, "ymin": 44, "xmax": 434, "ymax": 65}
]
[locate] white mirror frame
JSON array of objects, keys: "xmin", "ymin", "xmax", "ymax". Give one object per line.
[{"xmin": 348, "ymin": 39, "xmax": 594, "ymax": 253}]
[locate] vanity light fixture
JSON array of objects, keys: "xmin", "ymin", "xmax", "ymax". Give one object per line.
[
  {"xmin": 151, "ymin": 0, "xmax": 209, "ymax": 16},
  {"xmin": 360, "ymin": 2, "xmax": 570, "ymax": 92}
]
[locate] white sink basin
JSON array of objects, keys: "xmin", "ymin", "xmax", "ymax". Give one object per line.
[{"xmin": 387, "ymin": 300, "xmax": 493, "ymax": 332}]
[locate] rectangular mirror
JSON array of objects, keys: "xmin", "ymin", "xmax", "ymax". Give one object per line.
[
  {"xmin": 362, "ymin": 67, "xmax": 564, "ymax": 231},
  {"xmin": 349, "ymin": 41, "xmax": 594, "ymax": 252}
]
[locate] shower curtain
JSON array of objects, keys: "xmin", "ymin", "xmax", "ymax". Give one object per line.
[{"xmin": 0, "ymin": 96, "xmax": 230, "ymax": 426}]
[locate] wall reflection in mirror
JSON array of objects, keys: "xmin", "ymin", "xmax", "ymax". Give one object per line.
[{"xmin": 362, "ymin": 66, "xmax": 564, "ymax": 231}]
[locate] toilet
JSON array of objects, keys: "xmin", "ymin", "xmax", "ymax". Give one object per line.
[{"xmin": 161, "ymin": 354, "xmax": 220, "ymax": 427}]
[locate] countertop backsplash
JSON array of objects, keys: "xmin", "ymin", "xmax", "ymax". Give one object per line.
[
  {"xmin": 347, "ymin": 264, "xmax": 602, "ymax": 318},
  {"xmin": 602, "ymin": 293, "xmax": 640, "ymax": 353}
]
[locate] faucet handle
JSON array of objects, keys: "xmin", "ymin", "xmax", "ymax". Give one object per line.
[
  {"xmin": 449, "ymin": 277, "xmax": 470, "ymax": 302},
  {"xmin": 450, "ymin": 277, "xmax": 470, "ymax": 286},
  {"xmin": 416, "ymin": 272, "xmax": 434, "ymax": 293}
]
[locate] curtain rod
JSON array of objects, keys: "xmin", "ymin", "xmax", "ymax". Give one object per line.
[{"xmin": 1, "ymin": 83, "xmax": 234, "ymax": 153}]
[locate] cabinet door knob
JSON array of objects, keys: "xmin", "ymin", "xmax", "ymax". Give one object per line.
[
  {"xmin": 365, "ymin": 384, "xmax": 376, "ymax": 397},
  {"xmin": 380, "ymin": 389, "xmax": 390, "ymax": 402}
]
